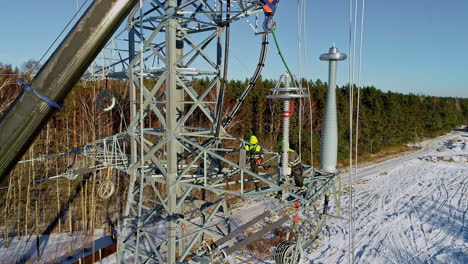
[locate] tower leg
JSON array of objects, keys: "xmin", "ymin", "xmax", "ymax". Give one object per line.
[{"xmin": 166, "ymin": 0, "xmax": 178, "ymax": 262}]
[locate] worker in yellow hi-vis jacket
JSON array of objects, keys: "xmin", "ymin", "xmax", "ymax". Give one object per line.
[{"xmin": 244, "ymin": 135, "xmax": 264, "ymax": 191}]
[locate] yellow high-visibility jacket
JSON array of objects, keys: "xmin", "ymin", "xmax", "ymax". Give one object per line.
[{"xmin": 244, "ymin": 144, "xmax": 263, "ymax": 161}]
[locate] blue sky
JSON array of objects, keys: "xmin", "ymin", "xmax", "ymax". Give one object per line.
[{"xmin": 0, "ymin": 0, "xmax": 467, "ymax": 97}]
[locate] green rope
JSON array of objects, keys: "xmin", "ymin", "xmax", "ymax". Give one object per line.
[{"xmin": 271, "ymin": 27, "xmax": 295, "ymax": 87}]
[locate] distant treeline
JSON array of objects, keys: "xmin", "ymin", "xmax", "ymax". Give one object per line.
[
  {"xmin": 218, "ymin": 77, "xmax": 467, "ymax": 165},
  {"xmin": 1, "ymin": 61, "xmax": 467, "ymax": 166},
  {"xmin": 0, "ymin": 63, "xmax": 467, "ymax": 237}
]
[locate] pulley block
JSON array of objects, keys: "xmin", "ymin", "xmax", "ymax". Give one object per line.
[{"xmin": 274, "ymin": 241, "xmax": 302, "ymax": 264}]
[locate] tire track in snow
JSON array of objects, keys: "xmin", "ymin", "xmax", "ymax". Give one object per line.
[
  {"xmin": 308, "ymin": 133, "xmax": 468, "ymax": 264},
  {"xmin": 401, "ymin": 168, "xmax": 467, "ymax": 264},
  {"xmin": 423, "ymin": 170, "xmax": 467, "ymax": 262}
]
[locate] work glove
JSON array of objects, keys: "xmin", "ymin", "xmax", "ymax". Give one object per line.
[{"xmin": 256, "ymin": 158, "xmax": 263, "ymax": 165}]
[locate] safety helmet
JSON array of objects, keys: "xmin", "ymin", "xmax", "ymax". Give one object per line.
[{"xmin": 249, "ymin": 135, "xmax": 258, "ymax": 145}]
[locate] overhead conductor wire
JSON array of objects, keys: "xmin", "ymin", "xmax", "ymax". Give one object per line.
[
  {"xmin": 351, "ymin": 0, "xmax": 359, "ymax": 261},
  {"xmin": 1, "ymin": 0, "xmax": 93, "ymax": 191},
  {"xmin": 304, "ymin": 0, "xmax": 314, "ymax": 167},
  {"xmin": 348, "ymin": 0, "xmax": 356, "ymax": 262},
  {"xmin": 348, "ymin": 0, "xmax": 366, "ymax": 262},
  {"xmin": 297, "ymin": 0, "xmax": 302, "ymax": 160},
  {"xmin": 353, "ymin": 0, "xmax": 365, "ymax": 262},
  {"xmin": 297, "ymin": 0, "xmax": 307, "ymax": 162},
  {"xmin": 298, "ymin": 0, "xmax": 314, "ymax": 166},
  {"xmin": 31, "ymin": 0, "xmax": 91, "ymax": 74}
]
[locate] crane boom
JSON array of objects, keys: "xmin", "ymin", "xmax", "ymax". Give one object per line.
[{"xmin": 0, "ymin": 0, "xmax": 139, "ymax": 186}]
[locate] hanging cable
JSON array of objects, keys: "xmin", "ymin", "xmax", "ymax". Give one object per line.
[
  {"xmin": 351, "ymin": 0, "xmax": 359, "ymax": 261},
  {"xmin": 297, "ymin": 0, "xmax": 306, "ymax": 161},
  {"xmin": 353, "ymin": 0, "xmax": 366, "ymax": 262},
  {"xmin": 0, "ymin": 175, "xmax": 63, "ymax": 191},
  {"xmin": 31, "ymin": 0, "xmax": 91, "ymax": 74},
  {"xmin": 297, "ymin": 0, "xmax": 302, "ymax": 159},
  {"xmin": 347, "ymin": 0, "xmax": 366, "ymax": 263},
  {"xmin": 300, "ymin": 0, "xmax": 314, "ymax": 167},
  {"xmin": 347, "ymin": 0, "xmax": 356, "ymax": 262},
  {"xmin": 222, "ymin": 33, "xmax": 269, "ymax": 128},
  {"xmin": 295, "ymin": 0, "xmax": 313, "ymax": 166}
]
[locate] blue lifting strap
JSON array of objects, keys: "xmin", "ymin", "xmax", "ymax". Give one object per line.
[
  {"xmin": 17, "ymin": 80, "xmax": 63, "ymax": 109},
  {"xmin": 261, "ymin": 0, "xmax": 279, "ymax": 14},
  {"xmin": 261, "ymin": 0, "xmax": 280, "ymax": 33}
]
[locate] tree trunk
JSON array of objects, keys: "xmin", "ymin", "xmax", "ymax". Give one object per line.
[
  {"xmin": 17, "ymin": 165, "xmax": 22, "ymax": 238},
  {"xmin": 35, "ymin": 200, "xmax": 41, "ymax": 261},
  {"xmin": 81, "ymin": 180, "xmax": 85, "ymax": 232},
  {"xmin": 26, "ymin": 146, "xmax": 33, "ymax": 236},
  {"xmin": 54, "ymin": 126, "xmax": 63, "ymax": 234},
  {"xmin": 4, "ymin": 175, "xmax": 13, "ymax": 248},
  {"xmin": 68, "ymin": 181, "xmax": 72, "ymax": 235}
]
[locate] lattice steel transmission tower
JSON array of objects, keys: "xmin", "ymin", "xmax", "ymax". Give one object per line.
[
  {"xmin": 84, "ymin": 1, "xmax": 341, "ymax": 263},
  {"xmin": 0, "ymin": 0, "xmax": 343, "ymax": 262}
]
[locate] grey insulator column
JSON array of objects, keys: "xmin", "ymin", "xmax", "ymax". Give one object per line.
[
  {"xmin": 319, "ymin": 44, "xmax": 347, "ymax": 172},
  {"xmin": 0, "ymin": 0, "xmax": 139, "ymax": 185},
  {"xmin": 267, "ymin": 74, "xmax": 309, "ymax": 176}
]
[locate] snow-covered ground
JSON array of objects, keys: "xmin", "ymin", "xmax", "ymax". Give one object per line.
[
  {"xmin": 0, "ymin": 133, "xmax": 466, "ymax": 263},
  {"xmin": 308, "ymin": 132, "xmax": 468, "ymax": 263},
  {"xmin": 0, "ymin": 229, "xmax": 112, "ymax": 263}
]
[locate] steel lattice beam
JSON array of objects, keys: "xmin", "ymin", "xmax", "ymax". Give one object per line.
[{"xmin": 77, "ymin": 1, "xmax": 342, "ymax": 263}]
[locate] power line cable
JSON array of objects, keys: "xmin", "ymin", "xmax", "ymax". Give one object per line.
[
  {"xmin": 347, "ymin": 0, "xmax": 354, "ymax": 261},
  {"xmin": 351, "ymin": 0, "xmax": 360, "ymax": 260},
  {"xmin": 301, "ymin": 0, "xmax": 314, "ymax": 167},
  {"xmin": 347, "ymin": 0, "xmax": 356, "ymax": 262},
  {"xmin": 347, "ymin": 0, "xmax": 366, "ymax": 262},
  {"xmin": 353, "ymin": 0, "xmax": 365, "ymax": 259},
  {"xmin": 31, "ymin": 0, "xmax": 91, "ymax": 74},
  {"xmin": 297, "ymin": 0, "xmax": 305, "ymax": 160}
]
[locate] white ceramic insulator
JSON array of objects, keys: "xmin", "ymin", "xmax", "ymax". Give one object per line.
[{"xmin": 282, "ymin": 74, "xmax": 291, "ymax": 176}]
